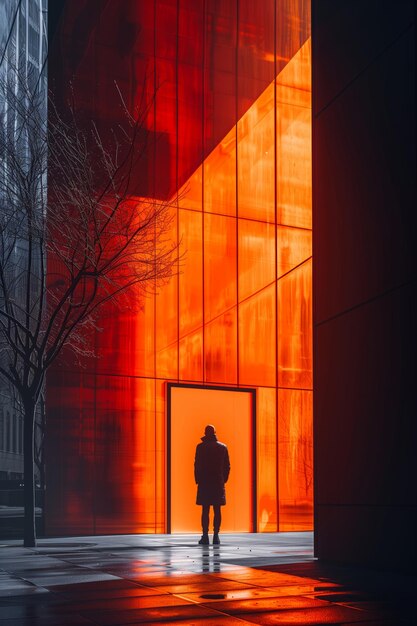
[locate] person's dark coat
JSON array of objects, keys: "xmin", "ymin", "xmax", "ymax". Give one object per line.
[{"xmin": 194, "ymin": 434, "xmax": 230, "ymax": 506}]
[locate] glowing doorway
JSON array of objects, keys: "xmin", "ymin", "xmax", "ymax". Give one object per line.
[{"xmin": 167, "ymin": 384, "xmax": 256, "ymax": 533}]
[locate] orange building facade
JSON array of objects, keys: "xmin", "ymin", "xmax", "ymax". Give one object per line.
[{"xmin": 46, "ymin": 0, "xmax": 312, "ymax": 536}]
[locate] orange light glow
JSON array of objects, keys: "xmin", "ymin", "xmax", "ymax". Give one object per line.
[
  {"xmin": 172, "ymin": 37, "xmax": 313, "ymax": 532},
  {"xmin": 204, "ymin": 129, "xmax": 237, "ymax": 217},
  {"xmin": 276, "ymin": 41, "xmax": 312, "ymax": 229},
  {"xmin": 170, "ymin": 386, "xmax": 254, "ymax": 533},
  {"xmin": 238, "ymin": 84, "xmax": 275, "ymax": 222}
]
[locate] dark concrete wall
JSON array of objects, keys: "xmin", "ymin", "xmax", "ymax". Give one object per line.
[{"xmin": 312, "ymin": 0, "xmax": 417, "ymax": 572}]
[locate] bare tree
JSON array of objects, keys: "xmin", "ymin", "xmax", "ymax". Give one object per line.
[{"xmin": 0, "ymin": 68, "xmax": 178, "ymax": 546}]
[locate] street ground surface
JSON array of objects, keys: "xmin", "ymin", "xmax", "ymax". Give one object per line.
[{"xmin": 0, "ymin": 532, "xmax": 415, "ymax": 625}]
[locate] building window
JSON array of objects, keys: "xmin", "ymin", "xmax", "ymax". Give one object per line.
[
  {"xmin": 6, "ymin": 412, "xmax": 11, "ymax": 453},
  {"xmin": 12, "ymin": 414, "xmax": 17, "ymax": 453},
  {"xmin": 0, "ymin": 409, "xmax": 4, "ymax": 451},
  {"xmin": 18, "ymin": 416, "xmax": 23, "ymax": 454},
  {"xmin": 28, "ymin": 24, "xmax": 40, "ymax": 60}
]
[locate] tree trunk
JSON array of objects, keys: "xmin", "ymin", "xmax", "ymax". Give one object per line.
[{"xmin": 23, "ymin": 398, "xmax": 36, "ymax": 547}]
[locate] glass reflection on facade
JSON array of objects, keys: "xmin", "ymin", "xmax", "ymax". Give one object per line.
[
  {"xmin": 46, "ymin": 0, "xmax": 312, "ymax": 535},
  {"xmin": 0, "ymin": 0, "xmax": 48, "ymax": 487}
]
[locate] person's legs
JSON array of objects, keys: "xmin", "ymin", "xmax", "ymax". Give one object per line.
[
  {"xmin": 213, "ymin": 504, "xmax": 221, "ymax": 539},
  {"xmin": 198, "ymin": 504, "xmax": 210, "ymax": 544},
  {"xmin": 201, "ymin": 504, "xmax": 210, "ymax": 534}
]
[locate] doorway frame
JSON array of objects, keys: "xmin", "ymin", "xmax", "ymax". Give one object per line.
[{"xmin": 166, "ymin": 382, "xmax": 257, "ymax": 533}]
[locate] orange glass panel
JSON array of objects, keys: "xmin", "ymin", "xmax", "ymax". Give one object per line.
[
  {"xmin": 156, "ymin": 339, "xmax": 178, "ymax": 381},
  {"xmin": 156, "ymin": 0, "xmax": 178, "ymax": 60},
  {"xmin": 179, "ymin": 330, "xmax": 203, "ymax": 382},
  {"xmin": 46, "ymin": 373, "xmax": 161, "ymax": 536},
  {"xmin": 204, "ymin": 127, "xmax": 236, "ymax": 216},
  {"xmin": 132, "ymin": 378, "xmax": 159, "ymax": 533},
  {"xmin": 178, "ymin": 165, "xmax": 203, "ymax": 211},
  {"xmin": 238, "ymin": 0, "xmax": 275, "ymax": 127},
  {"xmin": 45, "ymin": 370, "xmax": 95, "ymax": 536},
  {"xmin": 238, "ymin": 83, "xmax": 275, "ymax": 221},
  {"xmin": 204, "ymin": 214, "xmax": 237, "ymax": 322},
  {"xmin": 278, "ymin": 225, "xmax": 312, "ymax": 278},
  {"xmin": 154, "ymin": 57, "xmax": 178, "ymax": 198},
  {"xmin": 205, "ymin": 309, "xmax": 237, "ymax": 385},
  {"xmin": 238, "ymin": 219, "xmax": 275, "ymax": 301},
  {"xmin": 155, "ymin": 207, "xmax": 178, "ymax": 380},
  {"xmin": 95, "ymin": 376, "xmax": 157, "ymax": 534},
  {"xmin": 239, "ymin": 285, "xmax": 276, "ymax": 387},
  {"xmin": 178, "ymin": 5, "xmax": 204, "ymax": 191},
  {"xmin": 179, "ymin": 209, "xmax": 203, "ymax": 336},
  {"xmin": 276, "ymin": 0, "xmax": 311, "ymax": 73},
  {"xmin": 133, "ymin": 294, "xmax": 156, "ymax": 378},
  {"xmin": 170, "ymin": 386, "xmax": 253, "ymax": 532},
  {"xmin": 276, "ymin": 39, "xmax": 311, "ymax": 228},
  {"xmin": 91, "ymin": 306, "xmax": 144, "ymax": 378},
  {"xmin": 155, "ymin": 380, "xmax": 166, "ymax": 533},
  {"xmin": 278, "ymin": 259, "xmax": 312, "ymax": 390},
  {"xmin": 257, "ymin": 386, "xmax": 277, "ymax": 532},
  {"xmin": 278, "ymin": 388, "xmax": 313, "ymax": 531},
  {"xmin": 204, "ymin": 0, "xmax": 237, "ymax": 156}
]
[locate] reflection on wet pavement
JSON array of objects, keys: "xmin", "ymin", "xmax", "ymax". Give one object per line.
[{"xmin": 0, "ymin": 532, "xmax": 414, "ymax": 625}]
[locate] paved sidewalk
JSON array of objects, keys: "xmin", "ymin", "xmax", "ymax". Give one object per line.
[{"xmin": 0, "ymin": 532, "xmax": 414, "ymax": 625}]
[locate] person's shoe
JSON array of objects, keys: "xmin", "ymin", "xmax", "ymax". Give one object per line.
[
  {"xmin": 213, "ymin": 533, "xmax": 220, "ymax": 545},
  {"xmin": 198, "ymin": 534, "xmax": 209, "ymax": 545}
]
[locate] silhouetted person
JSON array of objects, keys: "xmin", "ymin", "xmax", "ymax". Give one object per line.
[{"xmin": 194, "ymin": 424, "xmax": 230, "ymax": 545}]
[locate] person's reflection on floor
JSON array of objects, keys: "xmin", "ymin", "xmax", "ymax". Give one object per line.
[
  {"xmin": 201, "ymin": 544, "xmax": 210, "ymax": 572},
  {"xmin": 199, "ymin": 543, "xmax": 221, "ymax": 573},
  {"xmin": 212, "ymin": 544, "xmax": 221, "ymax": 572}
]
